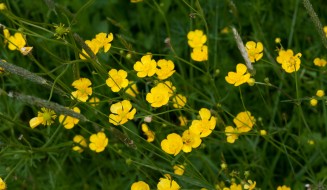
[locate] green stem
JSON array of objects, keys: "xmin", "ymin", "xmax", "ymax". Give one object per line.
[
  {"xmin": 239, "ymin": 87, "xmax": 247, "ymax": 111},
  {"xmin": 42, "ymin": 124, "xmax": 63, "ymax": 148},
  {"xmin": 4, "ymin": 159, "xmax": 24, "ymax": 181},
  {"xmin": 48, "ymin": 64, "xmax": 70, "ymax": 101},
  {"xmin": 288, "ymin": 0, "xmax": 300, "ymax": 47}
]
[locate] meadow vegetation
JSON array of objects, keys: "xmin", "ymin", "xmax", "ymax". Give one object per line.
[{"xmin": 0, "ymin": 0, "xmax": 327, "ymax": 189}]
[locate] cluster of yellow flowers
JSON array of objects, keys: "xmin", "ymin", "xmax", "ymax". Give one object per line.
[
  {"xmin": 215, "ymin": 162, "xmax": 291, "ymax": 190},
  {"xmin": 132, "ymin": 54, "xmax": 187, "ymax": 109},
  {"xmin": 79, "ymin": 32, "xmax": 113, "ymax": 59},
  {"xmin": 225, "ymin": 41, "xmax": 263, "ymax": 86},
  {"xmin": 28, "ymin": 105, "xmax": 108, "ymax": 153},
  {"xmin": 225, "ymin": 39, "xmax": 304, "ymax": 89},
  {"xmin": 223, "ymin": 183, "xmax": 243, "ymax": 190},
  {"xmin": 134, "ymin": 54, "xmax": 176, "ymax": 80},
  {"xmin": 187, "ymin": 29, "xmax": 208, "ymax": 62},
  {"xmin": 161, "ymin": 108, "xmax": 216, "ymax": 155},
  {"xmin": 310, "ymin": 89, "xmax": 325, "ymax": 107},
  {"xmin": 72, "ymin": 135, "xmax": 87, "ymax": 153},
  {"xmin": 10, "ymin": 19, "xmax": 313, "ymax": 187},
  {"xmin": 23, "ymin": 31, "xmax": 117, "ymax": 154},
  {"xmin": 2, "ymin": 0, "xmax": 326, "ymax": 188},
  {"xmin": 59, "ymin": 107, "xmax": 80, "ymax": 129}
]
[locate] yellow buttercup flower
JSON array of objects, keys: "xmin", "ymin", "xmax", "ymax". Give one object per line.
[
  {"xmin": 159, "ymin": 81, "xmax": 176, "ymax": 97},
  {"xmin": 189, "ymin": 108, "xmax": 217, "ymax": 138},
  {"xmin": 131, "ymin": 181, "xmax": 150, "ymax": 190},
  {"xmin": 146, "ymin": 84, "xmax": 170, "ymax": 108},
  {"xmin": 0, "ymin": 177, "xmax": 6, "ymax": 190},
  {"xmin": 141, "ymin": 123, "xmax": 155, "ymax": 142},
  {"xmin": 125, "ymin": 81, "xmax": 139, "ymax": 97},
  {"xmin": 276, "ymin": 49, "xmax": 302, "ymax": 73},
  {"xmin": 53, "ymin": 23, "xmax": 70, "ymax": 39},
  {"xmin": 88, "ymin": 97, "xmax": 100, "ymax": 107},
  {"xmin": 224, "ymin": 183, "xmax": 242, "ymax": 190},
  {"xmin": 7, "ymin": 32, "xmax": 33, "ymax": 55},
  {"xmin": 275, "ymin": 37, "xmax": 281, "ymax": 43},
  {"xmin": 308, "ymin": 139, "xmax": 315, "ymax": 145},
  {"xmin": 72, "ymin": 135, "xmax": 87, "ymax": 153},
  {"xmin": 173, "ymin": 164, "xmax": 185, "ymax": 176},
  {"xmin": 0, "ymin": 180, "xmax": 5, "ymax": 190},
  {"xmin": 182, "ymin": 129, "xmax": 202, "ymax": 153},
  {"xmin": 71, "ymin": 78, "xmax": 92, "ymax": 102},
  {"xmin": 234, "ymin": 111, "xmax": 255, "ymax": 133},
  {"xmin": 133, "ymin": 54, "xmax": 157, "ymax": 78},
  {"xmin": 59, "ymin": 107, "xmax": 80, "ymax": 129},
  {"xmin": 3, "ymin": 29, "xmax": 10, "ymax": 44},
  {"xmin": 79, "ymin": 39, "xmax": 100, "ymax": 59},
  {"xmin": 225, "ymin": 63, "xmax": 251, "ymax": 86},
  {"xmin": 109, "ymin": 100, "xmax": 136, "ymax": 125},
  {"xmin": 324, "ymin": 26, "xmax": 327, "ymax": 37},
  {"xmin": 310, "ymin": 98, "xmax": 318, "ymax": 106},
  {"xmin": 106, "ymin": 69, "xmax": 129, "ymax": 92},
  {"xmin": 157, "ymin": 174, "xmax": 180, "ymax": 190},
  {"xmin": 79, "ymin": 32, "xmax": 113, "ymax": 59},
  {"xmin": 20, "ymin": 46, "xmax": 33, "ymax": 55},
  {"xmin": 244, "ymin": 180, "xmax": 256, "ymax": 190},
  {"xmin": 0, "ymin": 3, "xmax": 6, "ymax": 10},
  {"xmin": 260, "ymin": 130, "xmax": 267, "ymax": 136},
  {"xmin": 221, "ymin": 27, "xmax": 230, "ymax": 34},
  {"xmin": 94, "ymin": 32, "xmax": 113, "ymax": 52},
  {"xmin": 247, "ymin": 78, "xmax": 255, "ymax": 86},
  {"xmin": 191, "ymin": 45, "xmax": 208, "ymax": 62},
  {"xmin": 225, "ymin": 126, "xmax": 239, "ymax": 143},
  {"xmin": 29, "ymin": 107, "xmax": 57, "ymax": 129},
  {"xmin": 156, "ymin": 59, "xmax": 175, "ymax": 80},
  {"xmin": 316, "ymin": 89, "xmax": 325, "ymax": 97},
  {"xmin": 161, "ymin": 133, "xmax": 183, "ymax": 156},
  {"xmin": 245, "ymin": 41, "xmax": 263, "ymax": 62},
  {"xmin": 313, "ymin": 57, "xmax": 327, "ymax": 67},
  {"xmin": 187, "ymin": 29, "xmax": 207, "ymax": 48},
  {"xmin": 89, "ymin": 132, "xmax": 108, "ymax": 153},
  {"xmin": 277, "ymin": 185, "xmax": 291, "ymax": 190},
  {"xmin": 172, "ymin": 94, "xmax": 187, "ymax": 108},
  {"xmin": 178, "ymin": 115, "xmax": 188, "ymax": 126},
  {"xmin": 7, "ymin": 33, "xmax": 26, "ymax": 50}
]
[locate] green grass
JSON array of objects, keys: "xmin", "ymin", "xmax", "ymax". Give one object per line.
[{"xmin": 0, "ymin": 0, "xmax": 327, "ymax": 189}]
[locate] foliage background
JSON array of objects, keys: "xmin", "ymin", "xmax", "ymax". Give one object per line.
[{"xmin": 0, "ymin": 0, "xmax": 327, "ymax": 189}]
